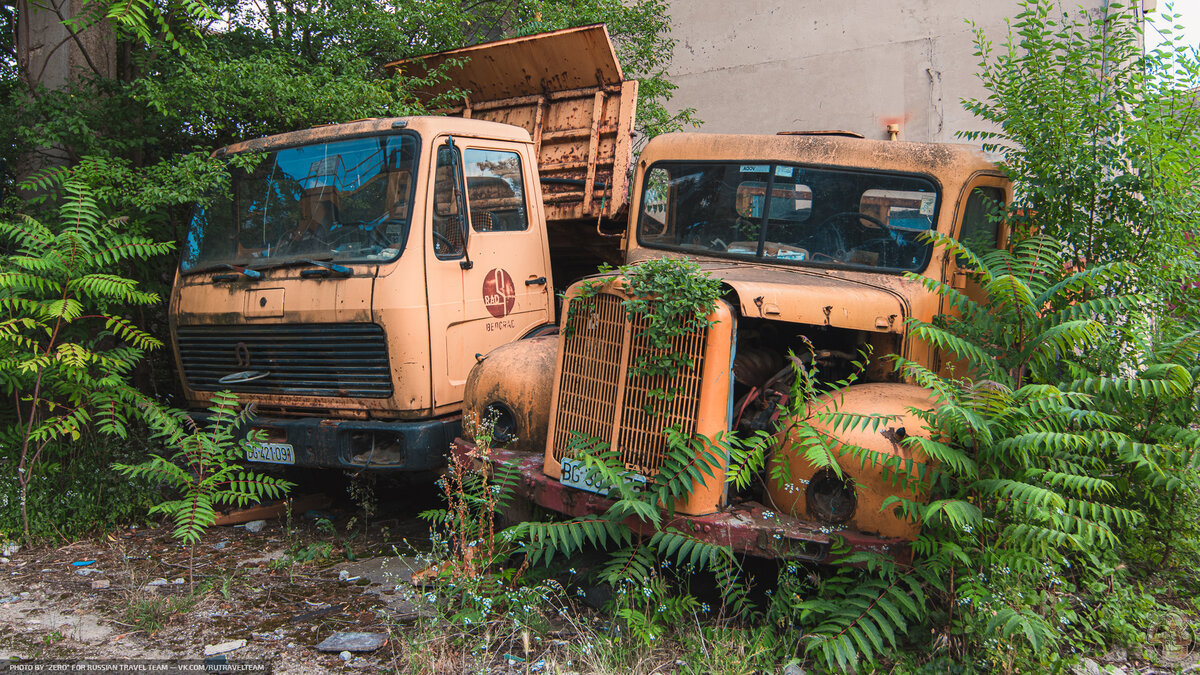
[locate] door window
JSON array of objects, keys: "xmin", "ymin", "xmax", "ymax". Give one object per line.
[
  {"xmin": 959, "ymin": 187, "xmax": 1006, "ymax": 252},
  {"xmin": 464, "ymin": 149, "xmax": 528, "ymax": 232},
  {"xmin": 432, "ymin": 144, "xmax": 467, "ymax": 259}
]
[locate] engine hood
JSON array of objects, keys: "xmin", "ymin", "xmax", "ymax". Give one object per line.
[{"xmin": 696, "ymin": 261, "xmax": 911, "ymax": 334}]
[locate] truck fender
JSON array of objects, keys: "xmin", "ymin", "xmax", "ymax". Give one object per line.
[
  {"xmin": 767, "ymin": 382, "xmax": 937, "ymax": 541},
  {"xmin": 462, "ymin": 335, "xmax": 558, "ymax": 455}
]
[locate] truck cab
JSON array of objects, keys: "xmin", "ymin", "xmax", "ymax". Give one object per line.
[
  {"xmin": 461, "ymin": 131, "xmax": 1009, "ymax": 561},
  {"xmin": 170, "ymin": 117, "xmax": 555, "ymax": 470}
]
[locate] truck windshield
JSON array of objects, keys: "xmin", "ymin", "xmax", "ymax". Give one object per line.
[
  {"xmin": 181, "ymin": 133, "xmax": 418, "ymax": 273},
  {"xmin": 637, "ymin": 162, "xmax": 939, "ymax": 272}
]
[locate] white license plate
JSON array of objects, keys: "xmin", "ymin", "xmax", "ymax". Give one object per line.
[
  {"xmin": 246, "ymin": 442, "xmax": 295, "ymax": 465},
  {"xmin": 559, "ymin": 457, "xmax": 645, "ymax": 496}
]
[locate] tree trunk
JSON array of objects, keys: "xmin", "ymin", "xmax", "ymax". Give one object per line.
[{"xmin": 12, "ymin": 0, "xmax": 117, "ymax": 186}]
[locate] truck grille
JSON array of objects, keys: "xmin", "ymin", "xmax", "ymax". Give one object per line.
[
  {"xmin": 551, "ymin": 291, "xmax": 707, "ymax": 475},
  {"xmin": 176, "ymin": 323, "xmax": 392, "ymax": 398}
]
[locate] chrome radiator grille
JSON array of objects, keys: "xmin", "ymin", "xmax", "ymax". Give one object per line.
[{"xmin": 176, "ymin": 323, "xmax": 392, "ymax": 398}]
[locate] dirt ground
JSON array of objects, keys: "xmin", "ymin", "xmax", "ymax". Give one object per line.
[
  {"xmin": 0, "ymin": 497, "xmax": 450, "ymax": 674},
  {"xmin": 2, "ymin": 490, "xmax": 1197, "ymax": 675}
]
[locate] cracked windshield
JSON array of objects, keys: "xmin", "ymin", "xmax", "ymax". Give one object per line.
[
  {"xmin": 181, "ymin": 133, "xmax": 418, "ymax": 272},
  {"xmin": 638, "ymin": 162, "xmax": 939, "ymax": 272}
]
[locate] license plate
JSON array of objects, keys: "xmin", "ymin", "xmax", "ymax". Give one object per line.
[
  {"xmin": 559, "ymin": 457, "xmax": 645, "ymax": 496},
  {"xmin": 246, "ymin": 442, "xmax": 295, "ymax": 465}
]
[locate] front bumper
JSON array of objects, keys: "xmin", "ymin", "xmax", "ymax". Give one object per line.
[
  {"xmin": 450, "ymin": 439, "xmax": 912, "ymax": 564},
  {"xmin": 194, "ymin": 412, "xmax": 458, "ymax": 472}
]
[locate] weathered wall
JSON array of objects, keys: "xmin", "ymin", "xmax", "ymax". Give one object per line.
[{"xmin": 664, "ymin": 0, "xmax": 1140, "ymax": 145}]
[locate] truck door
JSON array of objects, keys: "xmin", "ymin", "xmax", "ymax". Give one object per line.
[
  {"xmin": 424, "ymin": 136, "xmax": 554, "ymax": 411},
  {"xmin": 935, "ymin": 179, "xmax": 1009, "ymax": 376},
  {"xmin": 952, "ymin": 182, "xmax": 1009, "ymax": 304}
]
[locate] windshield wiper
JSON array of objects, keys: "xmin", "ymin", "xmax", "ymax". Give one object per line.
[
  {"xmin": 298, "ymin": 259, "xmax": 352, "ymax": 278},
  {"xmin": 247, "ymin": 256, "xmax": 351, "ymax": 275},
  {"xmin": 208, "ymin": 263, "xmax": 262, "ymax": 281}
]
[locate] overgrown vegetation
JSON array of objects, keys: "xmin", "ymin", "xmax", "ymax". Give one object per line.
[
  {"xmin": 0, "ymin": 175, "xmax": 171, "ymax": 544},
  {"xmin": 407, "ymin": 3, "xmax": 1200, "ymax": 673},
  {"xmin": 2, "ymin": 0, "xmax": 1198, "ymax": 672}
]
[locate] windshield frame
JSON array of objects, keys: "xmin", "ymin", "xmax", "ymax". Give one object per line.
[
  {"xmin": 180, "ymin": 129, "xmax": 422, "ymax": 276},
  {"xmin": 635, "ymin": 159, "xmax": 943, "ymax": 275}
]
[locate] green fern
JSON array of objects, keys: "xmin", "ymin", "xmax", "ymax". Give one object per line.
[
  {"xmin": 114, "ymin": 391, "xmax": 293, "ymax": 588},
  {"xmin": 0, "ymin": 177, "xmax": 175, "ymax": 544}
]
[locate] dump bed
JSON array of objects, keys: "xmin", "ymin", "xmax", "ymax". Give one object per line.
[{"xmin": 388, "ymin": 24, "xmax": 639, "ymax": 228}]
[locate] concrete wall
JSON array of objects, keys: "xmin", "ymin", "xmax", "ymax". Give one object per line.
[{"xmin": 664, "ymin": 0, "xmax": 1135, "ymax": 145}]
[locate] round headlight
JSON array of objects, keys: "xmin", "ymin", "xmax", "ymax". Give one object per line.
[
  {"xmin": 806, "ymin": 468, "xmax": 857, "ymax": 524},
  {"xmin": 482, "ymin": 402, "xmax": 517, "ymax": 443}
]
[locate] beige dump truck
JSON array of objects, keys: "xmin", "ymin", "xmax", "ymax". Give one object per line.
[
  {"xmin": 456, "ymin": 131, "xmax": 1009, "ymax": 562},
  {"xmin": 168, "ymin": 26, "xmax": 637, "ymax": 471}
]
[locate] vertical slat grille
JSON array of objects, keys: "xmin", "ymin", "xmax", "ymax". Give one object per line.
[
  {"xmin": 616, "ymin": 313, "xmax": 706, "ymax": 474},
  {"xmin": 552, "ymin": 290, "xmax": 707, "ymax": 475},
  {"xmin": 552, "ymin": 293, "xmax": 624, "ymax": 458},
  {"xmin": 176, "ymin": 323, "xmax": 392, "ymax": 398}
]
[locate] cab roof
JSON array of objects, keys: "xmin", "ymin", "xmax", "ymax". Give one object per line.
[
  {"xmin": 218, "ymin": 116, "xmax": 532, "ymax": 156},
  {"xmin": 637, "ymin": 132, "xmax": 1001, "ymax": 187}
]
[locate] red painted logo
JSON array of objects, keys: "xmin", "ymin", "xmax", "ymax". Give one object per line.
[{"xmin": 482, "ymin": 268, "xmax": 516, "ymax": 318}]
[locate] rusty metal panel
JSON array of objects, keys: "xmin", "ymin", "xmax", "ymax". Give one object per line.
[
  {"xmin": 387, "ymin": 24, "xmax": 624, "ymax": 101},
  {"xmin": 769, "ymin": 383, "xmax": 934, "ymax": 541},
  {"xmin": 450, "ymin": 440, "xmax": 914, "ymax": 564},
  {"xmin": 391, "ymin": 26, "xmax": 637, "ymax": 225}
]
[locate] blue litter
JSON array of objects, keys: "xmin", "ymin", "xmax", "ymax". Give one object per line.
[{"xmin": 72, "ymin": 560, "xmax": 95, "ymax": 567}]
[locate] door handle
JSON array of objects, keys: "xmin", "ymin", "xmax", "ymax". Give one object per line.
[{"xmin": 525, "ymin": 276, "xmax": 547, "ymax": 286}]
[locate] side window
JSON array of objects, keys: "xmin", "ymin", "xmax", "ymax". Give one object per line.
[
  {"xmin": 463, "ymin": 149, "xmax": 528, "ymax": 232},
  {"xmin": 639, "ymin": 167, "xmax": 672, "ymax": 244},
  {"xmin": 958, "ymin": 186, "xmax": 1006, "ymax": 253},
  {"xmin": 432, "ymin": 144, "xmax": 466, "ymax": 259}
]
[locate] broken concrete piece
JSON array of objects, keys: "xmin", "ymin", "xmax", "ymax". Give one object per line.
[
  {"xmin": 244, "ymin": 520, "xmax": 266, "ymax": 533},
  {"xmin": 289, "ymin": 603, "xmax": 343, "ymax": 625},
  {"xmin": 203, "ymin": 639, "xmax": 247, "ymax": 656},
  {"xmin": 90, "ymin": 579, "xmax": 111, "ymax": 590},
  {"xmin": 315, "ymin": 632, "xmax": 387, "ymax": 653},
  {"xmin": 146, "ymin": 578, "xmax": 168, "ymax": 586},
  {"xmin": 378, "ymin": 597, "xmax": 435, "ymax": 623},
  {"xmin": 335, "ymin": 556, "xmax": 424, "ymax": 588}
]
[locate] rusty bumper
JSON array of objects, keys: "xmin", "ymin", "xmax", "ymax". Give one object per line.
[
  {"xmin": 451, "ymin": 439, "xmax": 910, "ymax": 564},
  {"xmin": 200, "ymin": 412, "xmax": 456, "ymax": 472}
]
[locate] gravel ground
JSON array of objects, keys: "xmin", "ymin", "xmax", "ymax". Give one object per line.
[{"xmin": 0, "ymin": 501, "xmax": 441, "ymax": 674}]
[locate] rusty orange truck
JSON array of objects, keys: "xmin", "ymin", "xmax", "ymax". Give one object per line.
[
  {"xmin": 456, "ymin": 131, "xmax": 1009, "ymax": 562},
  {"xmin": 168, "ymin": 26, "xmax": 636, "ymax": 471}
]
